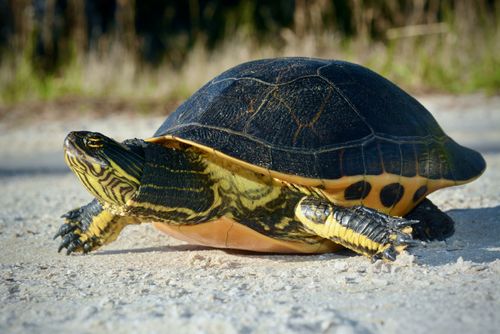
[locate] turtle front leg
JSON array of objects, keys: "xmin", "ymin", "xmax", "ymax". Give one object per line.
[
  {"xmin": 54, "ymin": 199, "xmax": 139, "ymax": 254},
  {"xmin": 405, "ymin": 198, "xmax": 455, "ymax": 241},
  {"xmin": 295, "ymin": 197, "xmax": 417, "ymax": 261}
]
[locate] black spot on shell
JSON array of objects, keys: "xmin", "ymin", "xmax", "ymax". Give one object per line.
[
  {"xmin": 344, "ymin": 181, "xmax": 372, "ymax": 200},
  {"xmin": 380, "ymin": 183, "xmax": 405, "ymax": 207},
  {"xmin": 413, "ymin": 185, "xmax": 428, "ymax": 203}
]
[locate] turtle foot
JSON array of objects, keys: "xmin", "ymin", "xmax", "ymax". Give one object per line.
[
  {"xmin": 55, "ymin": 201, "xmax": 104, "ymax": 254},
  {"xmin": 405, "ymin": 198, "xmax": 455, "ymax": 242},
  {"xmin": 296, "ymin": 198, "xmax": 419, "ymax": 261},
  {"xmin": 354, "ymin": 208, "xmax": 419, "ymax": 261}
]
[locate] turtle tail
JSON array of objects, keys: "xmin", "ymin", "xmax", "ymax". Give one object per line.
[{"xmin": 443, "ymin": 138, "xmax": 486, "ymax": 183}]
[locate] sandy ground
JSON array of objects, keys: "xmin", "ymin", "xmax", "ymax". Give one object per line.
[{"xmin": 0, "ymin": 94, "xmax": 499, "ymax": 334}]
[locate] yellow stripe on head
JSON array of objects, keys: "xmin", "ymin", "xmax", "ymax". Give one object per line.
[{"xmin": 64, "ymin": 131, "xmax": 144, "ymax": 206}]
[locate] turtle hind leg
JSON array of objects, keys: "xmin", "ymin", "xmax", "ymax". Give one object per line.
[
  {"xmin": 405, "ymin": 198, "xmax": 455, "ymax": 242},
  {"xmin": 295, "ymin": 197, "xmax": 417, "ymax": 261},
  {"xmin": 55, "ymin": 199, "xmax": 139, "ymax": 254}
]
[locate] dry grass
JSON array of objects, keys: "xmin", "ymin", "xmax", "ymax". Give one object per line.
[
  {"xmin": 88, "ymin": 28, "xmax": 500, "ymax": 97},
  {"xmin": 0, "ymin": 1, "xmax": 498, "ymax": 107}
]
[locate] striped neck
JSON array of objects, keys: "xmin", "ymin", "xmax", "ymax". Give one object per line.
[{"xmin": 125, "ymin": 143, "xmax": 221, "ymax": 223}]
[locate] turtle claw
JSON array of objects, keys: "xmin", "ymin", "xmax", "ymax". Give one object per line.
[
  {"xmin": 61, "ymin": 208, "xmax": 81, "ymax": 220},
  {"xmin": 66, "ymin": 239, "xmax": 83, "ymax": 255},
  {"xmin": 393, "ymin": 219, "xmax": 420, "ymax": 228},
  {"xmin": 383, "ymin": 216, "xmax": 419, "ymax": 230},
  {"xmin": 83, "ymin": 243, "xmax": 92, "ymax": 254},
  {"xmin": 382, "ymin": 246, "xmax": 397, "ymax": 261},
  {"xmin": 378, "ymin": 221, "xmax": 417, "ymax": 261},
  {"xmin": 356, "ymin": 206, "xmax": 418, "ymax": 230},
  {"xmin": 56, "ymin": 209, "xmax": 84, "ymax": 253},
  {"xmin": 57, "ymin": 233, "xmax": 79, "ymax": 253},
  {"xmin": 53, "ymin": 223, "xmax": 77, "ymax": 240},
  {"xmin": 394, "ymin": 232, "xmax": 419, "ymax": 246},
  {"xmin": 56, "ymin": 225, "xmax": 97, "ymax": 255},
  {"xmin": 56, "ymin": 221, "xmax": 97, "ymax": 255},
  {"xmin": 55, "ymin": 202, "xmax": 100, "ymax": 254},
  {"xmin": 371, "ymin": 246, "xmax": 396, "ymax": 262}
]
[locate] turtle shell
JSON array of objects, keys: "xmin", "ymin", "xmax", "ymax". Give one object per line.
[{"xmin": 151, "ymin": 57, "xmax": 485, "ymax": 215}]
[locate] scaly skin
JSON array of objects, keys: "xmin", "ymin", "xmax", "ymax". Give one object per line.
[
  {"xmin": 55, "ymin": 199, "xmax": 139, "ymax": 254},
  {"xmin": 55, "ymin": 131, "xmax": 452, "ymax": 260},
  {"xmin": 295, "ymin": 197, "xmax": 418, "ymax": 261}
]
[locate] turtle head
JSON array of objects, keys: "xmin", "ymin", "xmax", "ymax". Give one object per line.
[{"xmin": 64, "ymin": 131, "xmax": 145, "ymax": 206}]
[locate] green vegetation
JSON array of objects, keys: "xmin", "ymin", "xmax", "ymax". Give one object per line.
[{"xmin": 0, "ymin": 0, "xmax": 498, "ymax": 107}]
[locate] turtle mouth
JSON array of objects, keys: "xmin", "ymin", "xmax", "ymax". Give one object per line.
[
  {"xmin": 64, "ymin": 131, "xmax": 82, "ymax": 153},
  {"xmin": 64, "ymin": 131, "xmax": 85, "ymax": 160}
]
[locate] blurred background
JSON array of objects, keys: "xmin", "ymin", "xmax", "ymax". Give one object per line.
[{"xmin": 0, "ymin": 0, "xmax": 498, "ymax": 115}]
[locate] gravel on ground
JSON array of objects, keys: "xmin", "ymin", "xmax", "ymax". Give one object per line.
[{"xmin": 0, "ymin": 94, "xmax": 499, "ymax": 334}]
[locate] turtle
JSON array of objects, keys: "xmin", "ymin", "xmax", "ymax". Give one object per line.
[{"xmin": 55, "ymin": 57, "xmax": 486, "ymax": 261}]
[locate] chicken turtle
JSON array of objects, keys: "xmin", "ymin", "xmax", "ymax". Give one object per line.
[{"xmin": 55, "ymin": 57, "xmax": 485, "ymax": 260}]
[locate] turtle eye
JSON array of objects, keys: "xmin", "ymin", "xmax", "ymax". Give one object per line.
[{"xmin": 84, "ymin": 136, "xmax": 103, "ymax": 149}]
